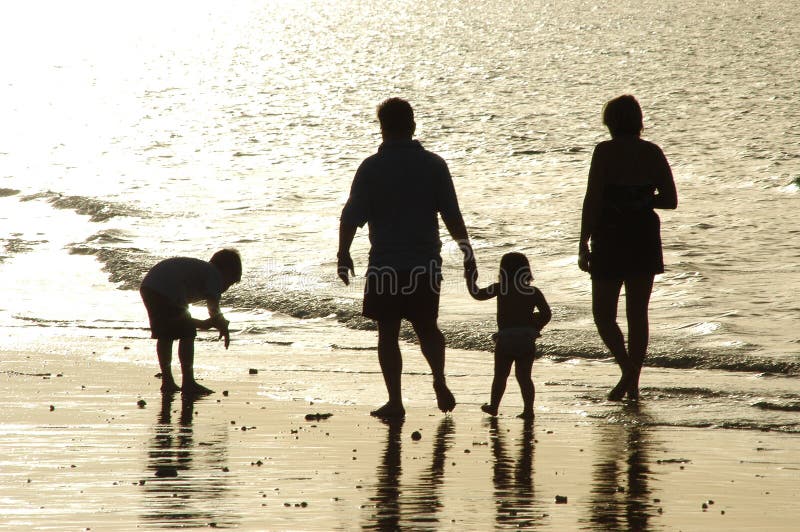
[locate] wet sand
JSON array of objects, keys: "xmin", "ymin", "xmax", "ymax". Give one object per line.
[{"xmin": 1, "ymin": 342, "xmax": 799, "ymax": 531}]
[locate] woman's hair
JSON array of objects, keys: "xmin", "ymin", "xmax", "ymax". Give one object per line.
[
  {"xmin": 210, "ymin": 248, "xmax": 242, "ymax": 283},
  {"xmin": 499, "ymin": 252, "xmax": 533, "ymax": 293},
  {"xmin": 377, "ymin": 97, "xmax": 415, "ymax": 138},
  {"xmin": 603, "ymin": 94, "xmax": 643, "ymax": 137}
]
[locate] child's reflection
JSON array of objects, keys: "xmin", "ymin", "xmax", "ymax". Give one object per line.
[
  {"xmin": 141, "ymin": 393, "xmax": 233, "ymax": 528},
  {"xmin": 489, "ymin": 417, "xmax": 545, "ymax": 528}
]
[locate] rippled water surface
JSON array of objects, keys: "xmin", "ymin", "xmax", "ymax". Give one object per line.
[{"xmin": 0, "ymin": 0, "xmax": 799, "ymax": 429}]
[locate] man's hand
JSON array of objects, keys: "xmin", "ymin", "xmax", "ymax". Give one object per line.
[
  {"xmin": 465, "ymin": 267, "xmax": 479, "ymax": 294},
  {"xmin": 337, "ymin": 252, "xmax": 355, "ymax": 286},
  {"xmin": 460, "ymin": 242, "xmax": 477, "ymax": 278}
]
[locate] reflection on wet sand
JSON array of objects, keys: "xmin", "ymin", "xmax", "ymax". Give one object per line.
[
  {"xmin": 584, "ymin": 404, "xmax": 657, "ymax": 531},
  {"xmin": 364, "ymin": 416, "xmax": 455, "ymax": 530},
  {"xmin": 489, "ymin": 417, "xmax": 546, "ymax": 528},
  {"xmin": 140, "ymin": 393, "xmax": 236, "ymax": 528}
]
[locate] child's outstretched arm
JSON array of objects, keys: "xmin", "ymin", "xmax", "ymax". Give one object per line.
[
  {"xmin": 531, "ymin": 289, "xmax": 552, "ymax": 331},
  {"xmin": 466, "ymin": 270, "xmax": 496, "ymax": 301}
]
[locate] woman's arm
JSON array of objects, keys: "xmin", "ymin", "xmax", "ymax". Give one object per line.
[
  {"xmin": 651, "ymin": 145, "xmax": 677, "ymax": 210},
  {"xmin": 579, "ymin": 145, "xmax": 605, "ymax": 271}
]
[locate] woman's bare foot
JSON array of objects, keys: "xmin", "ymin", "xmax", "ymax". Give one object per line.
[
  {"xmin": 182, "ymin": 382, "xmax": 214, "ymax": 397},
  {"xmin": 433, "ymin": 380, "xmax": 456, "ymax": 413},
  {"xmin": 370, "ymin": 402, "xmax": 406, "ymax": 419},
  {"xmin": 517, "ymin": 410, "xmax": 535, "ymax": 420},
  {"xmin": 480, "ymin": 403, "xmax": 498, "ymax": 416},
  {"xmin": 607, "ymin": 373, "xmax": 632, "ymax": 401}
]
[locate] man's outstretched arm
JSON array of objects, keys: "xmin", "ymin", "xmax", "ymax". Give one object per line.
[{"xmin": 442, "ymin": 212, "xmax": 476, "ymax": 275}]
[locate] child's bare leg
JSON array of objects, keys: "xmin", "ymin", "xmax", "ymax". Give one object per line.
[
  {"xmin": 178, "ymin": 337, "xmax": 213, "ymax": 396},
  {"xmin": 156, "ymin": 339, "xmax": 180, "ymax": 393},
  {"xmin": 484, "ymin": 350, "xmax": 513, "ymax": 416},
  {"xmin": 515, "ymin": 354, "xmax": 535, "ymax": 418}
]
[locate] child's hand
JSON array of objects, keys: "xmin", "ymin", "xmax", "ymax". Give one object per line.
[{"xmin": 209, "ymin": 315, "xmax": 231, "ymax": 349}]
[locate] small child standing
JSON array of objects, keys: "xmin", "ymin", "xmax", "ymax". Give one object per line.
[
  {"xmin": 467, "ymin": 252, "xmax": 551, "ymax": 419},
  {"xmin": 139, "ymin": 249, "xmax": 241, "ymax": 396}
]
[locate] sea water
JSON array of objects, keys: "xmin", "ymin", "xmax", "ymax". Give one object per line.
[{"xmin": 0, "ymin": 0, "xmax": 798, "ymax": 432}]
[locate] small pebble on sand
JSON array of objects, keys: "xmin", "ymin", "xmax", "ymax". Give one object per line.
[{"xmin": 411, "ymin": 431, "xmax": 422, "ymax": 441}]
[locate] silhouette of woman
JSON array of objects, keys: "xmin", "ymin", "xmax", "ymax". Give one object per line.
[{"xmin": 578, "ymin": 95, "xmax": 678, "ymax": 400}]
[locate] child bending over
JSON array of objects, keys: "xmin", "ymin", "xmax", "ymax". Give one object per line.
[{"xmin": 139, "ymin": 249, "xmax": 241, "ymax": 396}]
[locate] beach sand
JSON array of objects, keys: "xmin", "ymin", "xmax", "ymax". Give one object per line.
[{"xmin": 2, "ymin": 338, "xmax": 799, "ymax": 531}]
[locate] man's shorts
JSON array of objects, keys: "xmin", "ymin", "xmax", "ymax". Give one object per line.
[
  {"xmin": 362, "ymin": 269, "xmax": 441, "ymax": 323},
  {"xmin": 140, "ymin": 287, "xmax": 196, "ymax": 340}
]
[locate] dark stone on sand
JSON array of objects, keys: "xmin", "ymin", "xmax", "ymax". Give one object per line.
[
  {"xmin": 49, "ymin": 405, "xmax": 54, "ymax": 411},
  {"xmin": 305, "ymin": 413, "xmax": 333, "ymax": 421},
  {"xmin": 249, "ymin": 368, "xmax": 258, "ymax": 374},
  {"xmin": 137, "ymin": 400, "xmax": 147, "ymax": 408},
  {"xmin": 555, "ymin": 495, "xmax": 568, "ymax": 504},
  {"xmin": 411, "ymin": 431, "xmax": 422, "ymax": 441},
  {"xmin": 223, "ymin": 390, "xmax": 229, "ymax": 396},
  {"xmin": 702, "ymin": 502, "xmax": 708, "ymax": 510}
]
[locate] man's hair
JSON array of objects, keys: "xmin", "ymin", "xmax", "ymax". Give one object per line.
[
  {"xmin": 603, "ymin": 94, "xmax": 643, "ymax": 138},
  {"xmin": 377, "ymin": 97, "xmax": 414, "ymax": 137},
  {"xmin": 210, "ymin": 248, "xmax": 242, "ymax": 283}
]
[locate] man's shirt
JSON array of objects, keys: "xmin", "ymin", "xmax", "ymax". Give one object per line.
[{"xmin": 341, "ymin": 140, "xmax": 462, "ymax": 271}]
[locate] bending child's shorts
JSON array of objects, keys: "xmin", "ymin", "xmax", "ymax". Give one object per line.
[
  {"xmin": 492, "ymin": 327, "xmax": 541, "ymax": 359},
  {"xmin": 140, "ymin": 287, "xmax": 196, "ymax": 340}
]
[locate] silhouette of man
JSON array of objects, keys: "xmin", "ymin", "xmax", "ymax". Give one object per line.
[{"xmin": 338, "ymin": 97, "xmax": 476, "ymax": 419}]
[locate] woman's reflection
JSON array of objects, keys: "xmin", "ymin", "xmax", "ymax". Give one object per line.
[
  {"xmin": 141, "ymin": 393, "xmax": 235, "ymax": 528},
  {"xmin": 585, "ymin": 404, "xmax": 656, "ymax": 531}
]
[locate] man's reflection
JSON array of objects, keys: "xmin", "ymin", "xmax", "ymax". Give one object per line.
[
  {"xmin": 489, "ymin": 417, "xmax": 545, "ymax": 528},
  {"xmin": 364, "ymin": 418, "xmax": 404, "ymax": 530},
  {"xmin": 585, "ymin": 404, "xmax": 656, "ymax": 531},
  {"xmin": 364, "ymin": 416, "xmax": 455, "ymax": 529},
  {"xmin": 141, "ymin": 393, "xmax": 235, "ymax": 528}
]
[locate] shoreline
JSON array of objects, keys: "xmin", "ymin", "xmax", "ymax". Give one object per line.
[{"xmin": 2, "ymin": 341, "xmax": 799, "ymax": 530}]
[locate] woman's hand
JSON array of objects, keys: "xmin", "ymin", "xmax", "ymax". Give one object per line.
[{"xmin": 578, "ymin": 243, "xmax": 591, "ymax": 273}]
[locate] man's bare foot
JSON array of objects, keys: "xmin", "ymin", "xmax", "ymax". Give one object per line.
[
  {"xmin": 370, "ymin": 402, "xmax": 406, "ymax": 419},
  {"xmin": 517, "ymin": 409, "xmax": 535, "ymax": 420},
  {"xmin": 182, "ymin": 382, "xmax": 214, "ymax": 397},
  {"xmin": 160, "ymin": 381, "xmax": 181, "ymax": 394},
  {"xmin": 481, "ymin": 403, "xmax": 498, "ymax": 416},
  {"xmin": 433, "ymin": 380, "xmax": 456, "ymax": 413}
]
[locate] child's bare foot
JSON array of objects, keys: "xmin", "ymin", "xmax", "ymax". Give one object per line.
[
  {"xmin": 517, "ymin": 409, "xmax": 535, "ymax": 420},
  {"xmin": 480, "ymin": 403, "xmax": 498, "ymax": 416},
  {"xmin": 433, "ymin": 379, "xmax": 456, "ymax": 413},
  {"xmin": 182, "ymin": 382, "xmax": 214, "ymax": 397},
  {"xmin": 370, "ymin": 402, "xmax": 406, "ymax": 419}
]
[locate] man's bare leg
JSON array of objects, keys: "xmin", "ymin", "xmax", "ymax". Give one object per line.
[
  {"xmin": 412, "ymin": 319, "xmax": 455, "ymax": 412},
  {"xmin": 371, "ymin": 319, "xmax": 405, "ymax": 418}
]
